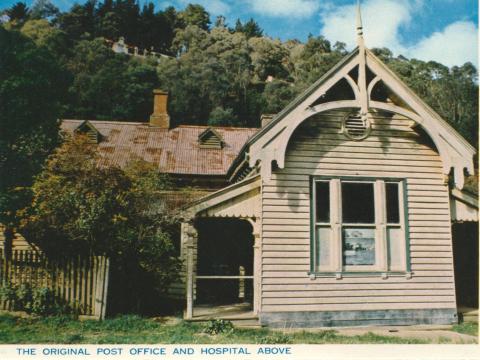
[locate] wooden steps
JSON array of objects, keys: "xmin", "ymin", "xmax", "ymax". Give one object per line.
[
  {"xmin": 187, "ymin": 303, "xmax": 261, "ymax": 328},
  {"xmin": 458, "ymin": 307, "xmax": 478, "ymax": 323}
]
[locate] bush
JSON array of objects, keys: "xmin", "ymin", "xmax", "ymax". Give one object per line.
[
  {"xmin": 202, "ymin": 319, "xmax": 234, "ymax": 335},
  {"xmin": 0, "ymin": 283, "xmax": 73, "ymax": 316}
]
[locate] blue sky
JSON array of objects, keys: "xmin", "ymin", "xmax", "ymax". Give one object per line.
[{"xmin": 1, "ymin": 0, "xmax": 478, "ymax": 67}]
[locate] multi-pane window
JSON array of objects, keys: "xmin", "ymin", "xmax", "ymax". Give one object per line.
[{"xmin": 312, "ymin": 178, "xmax": 407, "ymax": 273}]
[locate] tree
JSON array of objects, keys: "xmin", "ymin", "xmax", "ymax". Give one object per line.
[
  {"xmin": 30, "ymin": 0, "xmax": 59, "ymax": 20},
  {"xmin": 248, "ymin": 37, "xmax": 289, "ymax": 81},
  {"xmin": 178, "ymin": 4, "xmax": 210, "ymax": 30},
  {"xmin": 57, "ymin": 1, "xmax": 96, "ymax": 40},
  {"xmin": 65, "ymin": 38, "xmax": 159, "ymax": 121},
  {"xmin": 383, "ymin": 54, "xmax": 479, "ymax": 148},
  {"xmin": 208, "ymin": 106, "xmax": 238, "ymax": 126},
  {"xmin": 162, "ymin": 26, "xmax": 253, "ymax": 126},
  {"xmin": 20, "ymin": 19, "xmax": 70, "ymax": 60},
  {"xmin": 261, "ymin": 79, "xmax": 297, "ymax": 114},
  {"xmin": 4, "ymin": 2, "xmax": 30, "ymax": 26},
  {"xmin": 21, "ymin": 135, "xmax": 181, "ymax": 314},
  {"xmin": 234, "ymin": 18, "xmax": 263, "ymax": 39},
  {"xmin": 96, "ymin": 0, "xmax": 140, "ymax": 43},
  {"xmin": 292, "ymin": 35, "xmax": 345, "ymax": 88},
  {"xmin": 0, "ymin": 28, "xmax": 67, "ymax": 252}
]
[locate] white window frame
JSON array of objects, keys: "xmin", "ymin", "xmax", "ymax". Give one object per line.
[{"xmin": 311, "ymin": 176, "xmax": 408, "ymax": 274}]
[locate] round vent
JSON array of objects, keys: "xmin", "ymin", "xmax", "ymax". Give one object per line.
[{"xmin": 342, "ymin": 111, "xmax": 371, "ymax": 140}]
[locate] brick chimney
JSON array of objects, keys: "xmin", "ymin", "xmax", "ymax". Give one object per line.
[
  {"xmin": 261, "ymin": 114, "xmax": 275, "ymax": 127},
  {"xmin": 150, "ymin": 90, "xmax": 170, "ymax": 128}
]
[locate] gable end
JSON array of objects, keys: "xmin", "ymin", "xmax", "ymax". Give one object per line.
[{"xmin": 198, "ymin": 128, "xmax": 224, "ymax": 149}]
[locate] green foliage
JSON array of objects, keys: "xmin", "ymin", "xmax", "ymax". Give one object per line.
[
  {"xmin": 202, "ymin": 319, "xmax": 234, "ymax": 335},
  {"xmin": 208, "ymin": 107, "xmax": 239, "ymax": 126},
  {"xmin": 30, "ymin": 0, "xmax": 59, "ymax": 20},
  {"xmin": 2, "ymin": 1, "xmax": 475, "ymax": 143},
  {"xmin": 257, "ymin": 333, "xmax": 292, "ymax": 344},
  {"xmin": 234, "ymin": 18, "xmax": 263, "ymax": 39},
  {"xmin": 0, "ymin": 283, "xmax": 73, "ymax": 316},
  {"xmin": 261, "ymin": 80, "xmax": 298, "ymax": 114},
  {"xmin": 20, "ymin": 135, "xmax": 181, "ymax": 314},
  {"xmin": 0, "ymin": 27, "xmax": 66, "ymax": 237},
  {"xmin": 20, "ymin": 19, "xmax": 69, "ymax": 57},
  {"xmin": 177, "ymin": 4, "xmax": 210, "ymax": 31},
  {"xmin": 377, "ymin": 53, "xmax": 479, "ymax": 147},
  {"xmin": 64, "ymin": 38, "xmax": 159, "ymax": 120},
  {"xmin": 4, "ymin": 2, "xmax": 30, "ymax": 24}
]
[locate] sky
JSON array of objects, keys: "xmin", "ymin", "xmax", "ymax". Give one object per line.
[{"xmin": 1, "ymin": 0, "xmax": 478, "ymax": 67}]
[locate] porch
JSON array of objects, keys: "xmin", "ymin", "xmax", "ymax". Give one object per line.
[{"xmin": 181, "ymin": 176, "xmax": 262, "ymax": 321}]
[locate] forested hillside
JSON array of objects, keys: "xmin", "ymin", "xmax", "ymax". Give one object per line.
[{"xmin": 1, "ymin": 0, "xmax": 478, "ymax": 147}]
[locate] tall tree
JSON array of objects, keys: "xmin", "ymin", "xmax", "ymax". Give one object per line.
[
  {"xmin": 0, "ymin": 28, "xmax": 67, "ymax": 251},
  {"xmin": 57, "ymin": 0, "xmax": 96, "ymax": 40},
  {"xmin": 5, "ymin": 1, "xmax": 30, "ymax": 24},
  {"xmin": 178, "ymin": 4, "xmax": 210, "ymax": 30},
  {"xmin": 30, "ymin": 0, "xmax": 59, "ymax": 20},
  {"xmin": 234, "ymin": 18, "xmax": 263, "ymax": 39}
]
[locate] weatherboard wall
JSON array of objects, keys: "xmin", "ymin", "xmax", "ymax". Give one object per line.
[{"xmin": 260, "ymin": 110, "xmax": 457, "ymax": 322}]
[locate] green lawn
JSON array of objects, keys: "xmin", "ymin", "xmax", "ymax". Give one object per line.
[
  {"xmin": 452, "ymin": 322, "xmax": 478, "ymax": 337},
  {"xmin": 0, "ymin": 313, "xmax": 476, "ymax": 344}
]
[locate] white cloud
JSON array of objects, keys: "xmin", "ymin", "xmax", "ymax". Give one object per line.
[
  {"xmin": 320, "ymin": 0, "xmax": 412, "ymax": 53},
  {"xmin": 409, "ymin": 21, "xmax": 478, "ymax": 67},
  {"xmin": 247, "ymin": 0, "xmax": 320, "ymax": 18},
  {"xmin": 319, "ymin": 0, "xmax": 478, "ymax": 67},
  {"xmin": 176, "ymin": 0, "xmax": 231, "ymax": 15}
]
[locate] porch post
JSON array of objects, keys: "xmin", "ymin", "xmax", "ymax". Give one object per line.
[
  {"xmin": 251, "ymin": 219, "xmax": 261, "ymax": 316},
  {"xmin": 182, "ymin": 220, "xmax": 197, "ymax": 320}
]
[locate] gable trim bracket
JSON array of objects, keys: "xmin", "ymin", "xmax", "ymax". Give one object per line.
[{"xmin": 243, "ymin": 48, "xmax": 475, "ymax": 190}]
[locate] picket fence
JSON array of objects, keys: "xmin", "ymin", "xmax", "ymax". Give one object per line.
[{"xmin": 0, "ymin": 249, "xmax": 109, "ymax": 319}]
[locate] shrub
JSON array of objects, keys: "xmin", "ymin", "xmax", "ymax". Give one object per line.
[
  {"xmin": 0, "ymin": 283, "xmax": 73, "ymax": 316},
  {"xmin": 202, "ymin": 319, "xmax": 234, "ymax": 335}
]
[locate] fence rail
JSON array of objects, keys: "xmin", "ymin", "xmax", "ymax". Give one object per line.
[{"xmin": 0, "ymin": 249, "xmax": 109, "ymax": 319}]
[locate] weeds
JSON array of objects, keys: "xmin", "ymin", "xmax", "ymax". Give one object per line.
[{"xmin": 202, "ymin": 319, "xmax": 234, "ymax": 335}]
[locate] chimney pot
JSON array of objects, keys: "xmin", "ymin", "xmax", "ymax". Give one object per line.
[
  {"xmin": 261, "ymin": 114, "xmax": 275, "ymax": 128},
  {"xmin": 150, "ymin": 90, "xmax": 170, "ymax": 128}
]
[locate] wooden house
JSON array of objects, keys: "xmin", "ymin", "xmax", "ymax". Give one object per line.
[
  {"xmin": 179, "ymin": 7, "xmax": 478, "ymax": 327},
  {"xmin": 39, "ymin": 5, "xmax": 478, "ymax": 326}
]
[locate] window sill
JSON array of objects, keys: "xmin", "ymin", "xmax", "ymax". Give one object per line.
[{"xmin": 308, "ymin": 271, "xmax": 412, "ymax": 279}]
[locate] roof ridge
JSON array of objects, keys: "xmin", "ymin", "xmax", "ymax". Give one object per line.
[
  {"xmin": 62, "ymin": 119, "xmax": 146, "ymax": 125},
  {"xmin": 62, "ymin": 120, "xmax": 258, "ymax": 131},
  {"xmin": 178, "ymin": 125, "xmax": 259, "ymax": 130}
]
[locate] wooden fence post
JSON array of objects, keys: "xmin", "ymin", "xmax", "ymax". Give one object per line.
[
  {"xmin": 0, "ymin": 250, "xmax": 110, "ymax": 319},
  {"xmin": 101, "ymin": 258, "xmax": 110, "ymax": 320}
]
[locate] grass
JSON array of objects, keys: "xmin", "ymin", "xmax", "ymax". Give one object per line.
[
  {"xmin": 452, "ymin": 322, "xmax": 478, "ymax": 337},
  {"xmin": 0, "ymin": 312, "xmax": 468, "ymax": 344}
]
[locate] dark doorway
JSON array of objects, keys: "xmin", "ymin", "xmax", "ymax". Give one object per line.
[
  {"xmin": 452, "ymin": 222, "xmax": 479, "ymax": 308},
  {"xmin": 196, "ymin": 218, "xmax": 254, "ymax": 305}
]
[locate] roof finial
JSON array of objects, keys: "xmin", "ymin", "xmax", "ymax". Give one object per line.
[{"xmin": 356, "ymin": 0, "xmax": 364, "ymax": 47}]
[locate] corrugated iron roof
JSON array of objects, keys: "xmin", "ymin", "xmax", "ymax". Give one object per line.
[{"xmin": 61, "ymin": 120, "xmax": 258, "ymax": 176}]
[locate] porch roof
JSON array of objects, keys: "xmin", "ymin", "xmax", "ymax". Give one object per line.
[
  {"xmin": 450, "ymin": 188, "xmax": 478, "ymax": 222},
  {"xmin": 183, "ymin": 175, "xmax": 261, "ymax": 219}
]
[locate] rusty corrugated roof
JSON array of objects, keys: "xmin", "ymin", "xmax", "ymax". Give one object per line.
[{"xmin": 61, "ymin": 120, "xmax": 258, "ymax": 176}]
